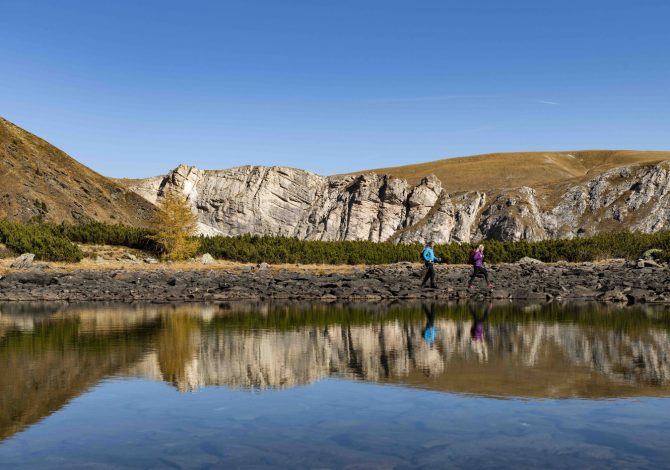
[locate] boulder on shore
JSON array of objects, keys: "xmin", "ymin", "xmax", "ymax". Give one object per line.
[
  {"xmin": 516, "ymin": 257, "xmax": 544, "ymax": 265},
  {"xmin": 119, "ymin": 253, "xmax": 138, "ymax": 262},
  {"xmin": 10, "ymin": 253, "xmax": 35, "ymax": 269}
]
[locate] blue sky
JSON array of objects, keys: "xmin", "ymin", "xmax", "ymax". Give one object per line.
[{"xmin": 1, "ymin": 0, "xmax": 669, "ymax": 178}]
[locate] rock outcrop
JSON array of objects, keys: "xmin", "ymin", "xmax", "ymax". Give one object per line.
[{"xmin": 128, "ymin": 160, "xmax": 670, "ymax": 242}]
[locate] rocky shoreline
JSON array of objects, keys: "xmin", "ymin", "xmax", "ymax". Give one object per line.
[{"xmin": 0, "ymin": 258, "xmax": 669, "ymax": 304}]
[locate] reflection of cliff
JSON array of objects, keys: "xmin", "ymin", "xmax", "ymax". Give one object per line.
[
  {"xmin": 129, "ymin": 316, "xmax": 670, "ymax": 397},
  {"xmin": 2, "ymin": 302, "xmax": 670, "ymax": 445}
]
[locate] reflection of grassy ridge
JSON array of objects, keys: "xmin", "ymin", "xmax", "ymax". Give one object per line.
[
  {"xmin": 0, "ymin": 318, "xmax": 159, "ymax": 442},
  {"xmin": 0, "ymin": 316, "xmax": 158, "ymax": 353},
  {"xmin": 480, "ymin": 303, "xmax": 670, "ymax": 333},
  {"xmin": 205, "ymin": 303, "xmax": 670, "ymax": 334}
]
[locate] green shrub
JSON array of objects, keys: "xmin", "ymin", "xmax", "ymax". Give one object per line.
[
  {"xmin": 0, "ymin": 220, "xmax": 83, "ymax": 262},
  {"xmin": 4, "ymin": 218, "xmax": 670, "ymax": 265},
  {"xmin": 198, "ymin": 230, "xmax": 670, "ymax": 265},
  {"xmin": 54, "ymin": 221, "xmax": 158, "ymax": 252},
  {"xmin": 197, "ymin": 235, "xmax": 422, "ymax": 264}
]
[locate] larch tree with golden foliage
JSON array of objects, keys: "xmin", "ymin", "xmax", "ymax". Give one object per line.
[{"xmin": 149, "ymin": 192, "xmax": 200, "ymax": 260}]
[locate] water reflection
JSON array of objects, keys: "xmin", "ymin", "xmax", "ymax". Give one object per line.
[
  {"xmin": 469, "ymin": 303, "xmax": 491, "ymax": 362},
  {"xmin": 2, "ymin": 301, "xmax": 670, "ymax": 443},
  {"xmin": 422, "ymin": 303, "xmax": 437, "ymax": 347}
]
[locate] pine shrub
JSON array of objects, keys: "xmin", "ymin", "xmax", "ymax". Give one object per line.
[
  {"xmin": 4, "ymin": 218, "xmax": 670, "ymax": 265},
  {"xmin": 0, "ymin": 220, "xmax": 83, "ymax": 262}
]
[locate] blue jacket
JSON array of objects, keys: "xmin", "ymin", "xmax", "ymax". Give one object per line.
[
  {"xmin": 422, "ymin": 246, "xmax": 440, "ymax": 263},
  {"xmin": 423, "ymin": 326, "xmax": 437, "ymax": 345}
]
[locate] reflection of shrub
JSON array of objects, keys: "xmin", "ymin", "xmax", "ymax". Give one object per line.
[
  {"xmin": 0, "ymin": 220, "xmax": 83, "ymax": 262},
  {"xmin": 156, "ymin": 314, "xmax": 198, "ymax": 390}
]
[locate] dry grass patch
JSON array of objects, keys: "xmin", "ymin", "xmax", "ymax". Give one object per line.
[{"xmin": 347, "ymin": 150, "xmax": 670, "ymax": 193}]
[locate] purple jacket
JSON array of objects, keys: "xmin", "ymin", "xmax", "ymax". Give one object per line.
[{"xmin": 473, "ymin": 250, "xmax": 484, "ymax": 268}]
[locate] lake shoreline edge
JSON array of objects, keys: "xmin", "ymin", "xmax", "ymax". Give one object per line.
[{"xmin": 0, "ymin": 259, "xmax": 668, "ymax": 304}]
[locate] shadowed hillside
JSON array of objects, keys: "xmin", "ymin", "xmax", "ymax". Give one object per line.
[{"xmin": 0, "ymin": 117, "xmax": 156, "ymax": 226}]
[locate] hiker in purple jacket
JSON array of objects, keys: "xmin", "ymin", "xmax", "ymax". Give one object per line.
[{"xmin": 468, "ymin": 244, "xmax": 494, "ymax": 289}]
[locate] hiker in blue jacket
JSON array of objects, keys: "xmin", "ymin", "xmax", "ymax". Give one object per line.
[{"xmin": 421, "ymin": 241, "xmax": 441, "ymax": 288}]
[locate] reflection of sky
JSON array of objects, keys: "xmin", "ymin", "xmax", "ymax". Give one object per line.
[{"xmin": 1, "ymin": 378, "xmax": 669, "ymax": 469}]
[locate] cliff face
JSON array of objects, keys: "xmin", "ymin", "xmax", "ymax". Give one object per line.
[{"xmin": 128, "ymin": 160, "xmax": 670, "ymax": 242}]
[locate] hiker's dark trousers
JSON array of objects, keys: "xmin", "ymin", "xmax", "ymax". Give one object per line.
[
  {"xmin": 422, "ymin": 262, "xmax": 436, "ymax": 287},
  {"xmin": 469, "ymin": 266, "xmax": 489, "ymax": 285}
]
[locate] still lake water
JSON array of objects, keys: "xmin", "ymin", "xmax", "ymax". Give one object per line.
[{"xmin": 1, "ymin": 301, "xmax": 670, "ymax": 469}]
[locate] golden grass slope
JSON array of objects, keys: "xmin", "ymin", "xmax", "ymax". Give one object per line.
[
  {"xmin": 349, "ymin": 150, "xmax": 670, "ymax": 192},
  {"xmin": 0, "ymin": 116, "xmax": 156, "ymax": 226}
]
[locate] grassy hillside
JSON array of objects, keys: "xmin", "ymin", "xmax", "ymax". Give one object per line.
[
  {"xmin": 0, "ymin": 117, "xmax": 156, "ymax": 226},
  {"xmin": 349, "ymin": 150, "xmax": 670, "ymax": 191}
]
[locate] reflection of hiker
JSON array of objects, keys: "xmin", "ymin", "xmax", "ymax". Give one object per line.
[
  {"xmin": 469, "ymin": 303, "xmax": 491, "ymax": 362},
  {"xmin": 422, "ymin": 303, "xmax": 437, "ymax": 346},
  {"xmin": 470, "ymin": 303, "xmax": 491, "ymax": 341},
  {"xmin": 468, "ymin": 244, "xmax": 494, "ymax": 289},
  {"xmin": 421, "ymin": 241, "xmax": 441, "ymax": 289}
]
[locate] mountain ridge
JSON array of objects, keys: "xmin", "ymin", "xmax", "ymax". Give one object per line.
[
  {"xmin": 0, "ymin": 116, "xmax": 156, "ymax": 226},
  {"xmin": 126, "ymin": 158, "xmax": 670, "ymax": 243},
  {"xmin": 2, "ymin": 116, "xmax": 670, "ymax": 243}
]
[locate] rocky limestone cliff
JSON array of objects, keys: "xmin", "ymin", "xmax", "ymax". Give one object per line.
[{"xmin": 127, "ymin": 159, "xmax": 670, "ymax": 242}]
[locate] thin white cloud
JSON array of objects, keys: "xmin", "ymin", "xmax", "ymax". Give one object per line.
[
  {"xmin": 366, "ymin": 94, "xmax": 492, "ymax": 103},
  {"xmin": 443, "ymin": 125, "xmax": 497, "ymax": 135},
  {"xmin": 539, "ymin": 100, "xmax": 560, "ymax": 105}
]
